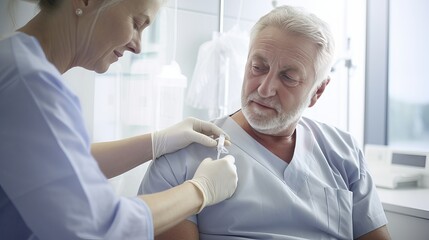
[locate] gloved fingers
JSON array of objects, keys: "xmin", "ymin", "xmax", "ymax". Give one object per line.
[
  {"xmin": 191, "ymin": 155, "xmax": 238, "ymax": 210},
  {"xmin": 200, "ymin": 157, "xmax": 214, "ymax": 164},
  {"xmin": 186, "ymin": 132, "xmax": 218, "ymax": 147},
  {"xmin": 222, "ymin": 156, "xmax": 238, "ymax": 185},
  {"xmin": 190, "ymin": 117, "xmax": 231, "ymax": 141},
  {"xmin": 184, "ymin": 131, "xmax": 231, "ymax": 148},
  {"xmin": 214, "ymin": 155, "xmax": 238, "ymax": 197},
  {"xmin": 220, "ymin": 154, "xmax": 235, "ymax": 164}
]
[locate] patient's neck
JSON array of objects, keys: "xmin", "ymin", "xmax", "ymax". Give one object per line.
[{"xmin": 231, "ymin": 111, "xmax": 296, "ymax": 163}]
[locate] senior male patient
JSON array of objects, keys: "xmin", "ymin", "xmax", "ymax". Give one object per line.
[{"xmin": 139, "ymin": 5, "xmax": 391, "ymax": 240}]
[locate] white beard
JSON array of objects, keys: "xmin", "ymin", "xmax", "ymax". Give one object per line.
[{"xmin": 241, "ymin": 92, "xmax": 311, "ymax": 135}]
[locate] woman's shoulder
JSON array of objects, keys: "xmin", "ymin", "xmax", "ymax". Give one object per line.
[
  {"xmin": 0, "ymin": 32, "xmax": 59, "ymax": 79},
  {"xmin": 0, "ymin": 32, "xmax": 69, "ymax": 96}
]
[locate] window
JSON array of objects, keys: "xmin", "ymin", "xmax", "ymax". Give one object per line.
[
  {"xmin": 388, "ymin": 0, "xmax": 429, "ymax": 151},
  {"xmin": 365, "ymin": 0, "xmax": 429, "ymax": 152}
]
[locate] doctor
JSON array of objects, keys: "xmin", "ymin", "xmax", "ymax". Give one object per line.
[{"xmin": 0, "ymin": 0, "xmax": 237, "ymax": 239}]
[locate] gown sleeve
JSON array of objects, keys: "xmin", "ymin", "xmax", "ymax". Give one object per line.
[
  {"xmin": 349, "ymin": 142, "xmax": 388, "ymax": 238},
  {"xmin": 0, "ymin": 58, "xmax": 153, "ymax": 239}
]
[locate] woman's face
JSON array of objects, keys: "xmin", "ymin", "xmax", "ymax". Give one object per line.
[{"xmin": 75, "ymin": 0, "xmax": 161, "ymax": 73}]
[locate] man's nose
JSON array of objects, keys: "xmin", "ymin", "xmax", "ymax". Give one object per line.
[{"xmin": 257, "ymin": 71, "xmax": 277, "ymax": 98}]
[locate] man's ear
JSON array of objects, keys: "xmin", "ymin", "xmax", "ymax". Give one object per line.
[{"xmin": 308, "ymin": 77, "xmax": 330, "ymax": 107}]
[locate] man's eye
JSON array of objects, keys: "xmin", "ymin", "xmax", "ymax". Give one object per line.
[
  {"xmin": 252, "ymin": 65, "xmax": 266, "ymax": 73},
  {"xmin": 281, "ymin": 74, "xmax": 300, "ymax": 87}
]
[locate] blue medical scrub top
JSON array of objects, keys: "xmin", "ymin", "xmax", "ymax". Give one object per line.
[
  {"xmin": 0, "ymin": 32, "xmax": 153, "ymax": 239},
  {"xmin": 140, "ymin": 116, "xmax": 388, "ymax": 239}
]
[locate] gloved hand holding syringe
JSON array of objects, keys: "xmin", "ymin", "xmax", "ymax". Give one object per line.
[{"xmin": 186, "ymin": 133, "xmax": 236, "ymax": 213}]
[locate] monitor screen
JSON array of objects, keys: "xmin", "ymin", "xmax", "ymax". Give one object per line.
[{"xmin": 391, "ymin": 153, "xmax": 427, "ymax": 168}]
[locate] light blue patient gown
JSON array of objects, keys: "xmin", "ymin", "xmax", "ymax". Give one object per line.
[
  {"xmin": 140, "ymin": 116, "xmax": 388, "ymax": 239},
  {"xmin": 0, "ymin": 33, "xmax": 153, "ymax": 239}
]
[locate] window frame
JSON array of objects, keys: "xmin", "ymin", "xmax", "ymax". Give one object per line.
[{"xmin": 364, "ymin": 0, "xmax": 389, "ymax": 146}]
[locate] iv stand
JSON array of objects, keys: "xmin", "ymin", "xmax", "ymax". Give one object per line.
[
  {"xmin": 217, "ymin": 0, "xmax": 229, "ymax": 117},
  {"xmin": 331, "ymin": 37, "xmax": 353, "ymax": 132}
]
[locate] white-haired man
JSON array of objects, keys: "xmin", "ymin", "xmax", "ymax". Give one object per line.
[{"xmin": 139, "ymin": 5, "xmax": 390, "ymax": 240}]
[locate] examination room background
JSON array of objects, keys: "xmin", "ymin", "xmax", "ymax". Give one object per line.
[
  {"xmin": 2, "ymin": 1, "xmax": 429, "ymax": 239},
  {"xmin": 0, "ymin": 0, "xmax": 367, "ymax": 197},
  {"xmin": 3, "ymin": 0, "xmax": 428, "ymax": 201}
]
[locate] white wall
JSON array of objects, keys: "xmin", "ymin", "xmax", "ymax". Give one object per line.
[{"xmin": 0, "ymin": 1, "xmax": 38, "ymax": 38}]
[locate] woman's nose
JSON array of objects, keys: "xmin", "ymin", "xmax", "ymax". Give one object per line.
[{"xmin": 127, "ymin": 32, "xmax": 141, "ymax": 54}]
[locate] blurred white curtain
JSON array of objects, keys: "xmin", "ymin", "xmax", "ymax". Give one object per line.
[{"xmin": 186, "ymin": 26, "xmax": 249, "ymax": 118}]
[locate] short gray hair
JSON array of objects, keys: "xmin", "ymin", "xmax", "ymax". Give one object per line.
[{"xmin": 250, "ymin": 5, "xmax": 335, "ymax": 84}]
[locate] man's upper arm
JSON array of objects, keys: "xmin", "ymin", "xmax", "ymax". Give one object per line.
[
  {"xmin": 156, "ymin": 220, "xmax": 199, "ymax": 240},
  {"xmin": 356, "ymin": 225, "xmax": 391, "ymax": 240},
  {"xmin": 139, "ymin": 155, "xmax": 180, "ymax": 194},
  {"xmin": 140, "ymin": 145, "xmax": 213, "ymax": 237}
]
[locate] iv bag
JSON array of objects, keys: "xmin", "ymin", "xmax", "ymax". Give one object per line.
[
  {"xmin": 186, "ymin": 26, "xmax": 249, "ymax": 118},
  {"xmin": 155, "ymin": 61, "xmax": 187, "ymax": 129}
]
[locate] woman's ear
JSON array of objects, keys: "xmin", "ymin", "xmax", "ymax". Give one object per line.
[
  {"xmin": 73, "ymin": 0, "xmax": 92, "ymax": 10},
  {"xmin": 73, "ymin": 0, "xmax": 101, "ymax": 17},
  {"xmin": 308, "ymin": 77, "xmax": 330, "ymax": 107},
  {"xmin": 73, "ymin": 0, "xmax": 87, "ymax": 7},
  {"xmin": 77, "ymin": 0, "xmax": 90, "ymax": 6}
]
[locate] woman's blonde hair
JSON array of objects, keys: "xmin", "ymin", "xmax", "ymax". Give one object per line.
[{"xmin": 38, "ymin": 0, "xmax": 124, "ymax": 12}]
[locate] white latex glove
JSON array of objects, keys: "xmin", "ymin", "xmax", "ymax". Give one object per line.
[
  {"xmin": 186, "ymin": 155, "xmax": 238, "ymax": 213},
  {"xmin": 151, "ymin": 117, "xmax": 230, "ymax": 160}
]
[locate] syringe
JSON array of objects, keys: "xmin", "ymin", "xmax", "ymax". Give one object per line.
[{"xmin": 216, "ymin": 134, "xmax": 228, "ymax": 159}]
